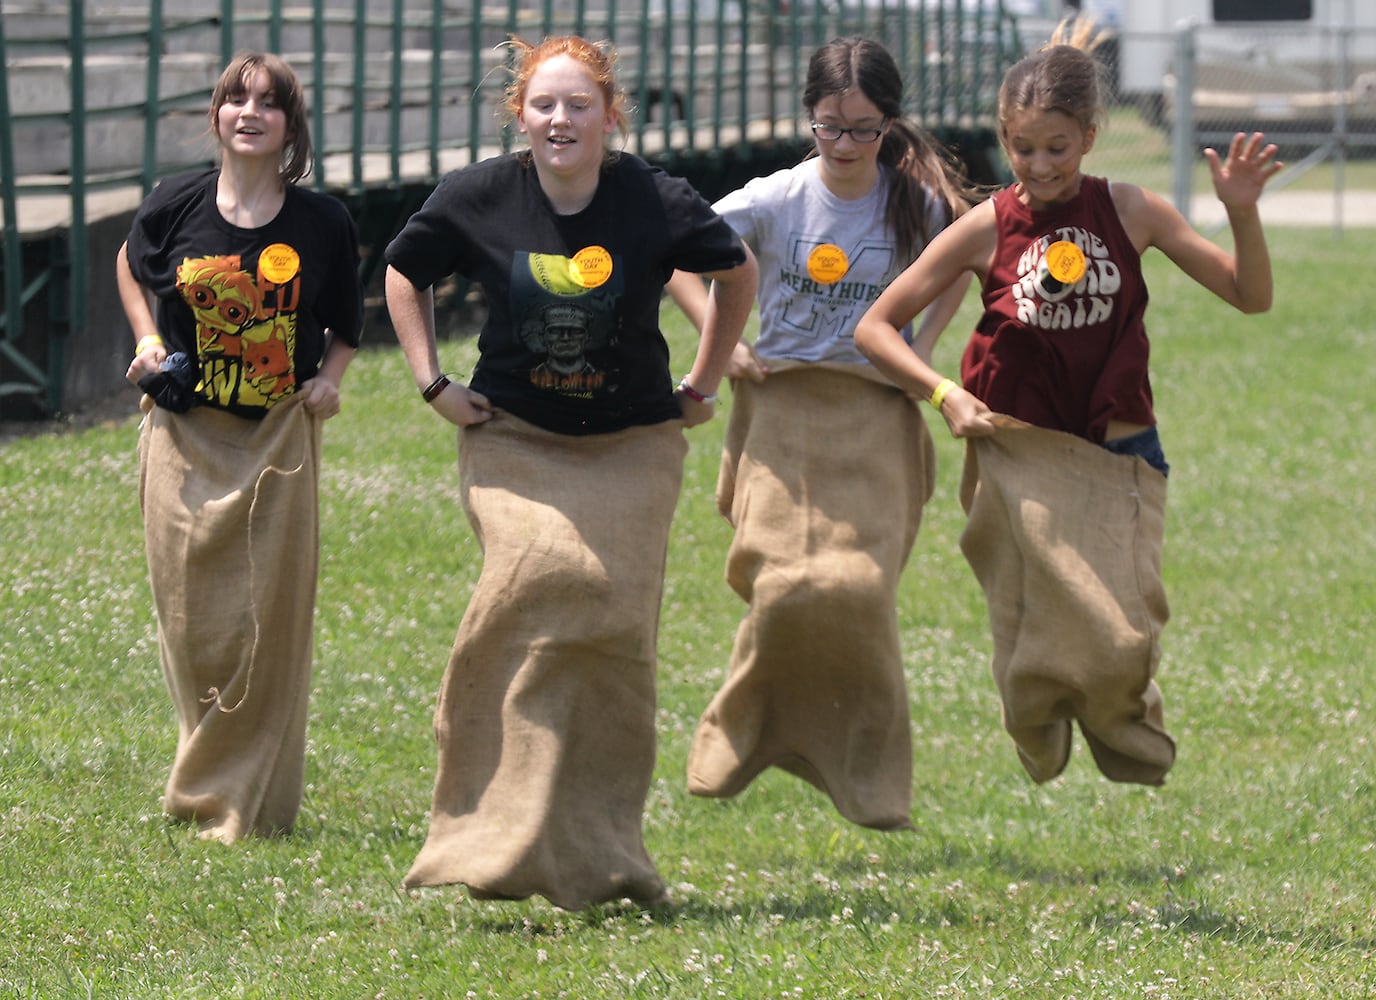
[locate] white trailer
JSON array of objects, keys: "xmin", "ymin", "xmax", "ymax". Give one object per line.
[{"xmin": 1095, "ymin": 0, "xmax": 1376, "ymax": 130}]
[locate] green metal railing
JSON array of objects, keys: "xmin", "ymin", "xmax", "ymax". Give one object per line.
[{"xmin": 0, "ymin": 0, "xmax": 1021, "ymax": 417}]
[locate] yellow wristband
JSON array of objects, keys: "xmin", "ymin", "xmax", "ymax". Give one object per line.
[
  {"xmin": 135, "ymin": 334, "xmax": 164, "ymax": 356},
  {"xmin": 929, "ymin": 377, "xmax": 957, "ymax": 411}
]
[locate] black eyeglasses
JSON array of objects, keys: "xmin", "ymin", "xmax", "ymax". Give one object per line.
[{"xmin": 809, "ymin": 120, "xmax": 888, "ymax": 143}]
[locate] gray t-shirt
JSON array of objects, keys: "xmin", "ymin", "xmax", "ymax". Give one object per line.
[{"xmin": 714, "ymin": 160, "xmax": 928, "ymax": 365}]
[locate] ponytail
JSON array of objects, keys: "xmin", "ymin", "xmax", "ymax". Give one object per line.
[{"xmin": 879, "ymin": 119, "xmax": 978, "ymax": 266}]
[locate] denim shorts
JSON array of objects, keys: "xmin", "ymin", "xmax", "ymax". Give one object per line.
[{"xmin": 1103, "ymin": 426, "xmax": 1169, "ymax": 477}]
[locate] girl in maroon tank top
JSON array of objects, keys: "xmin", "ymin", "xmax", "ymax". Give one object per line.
[
  {"xmin": 852, "ymin": 19, "xmax": 1282, "ymax": 786},
  {"xmin": 855, "ymin": 20, "xmax": 1280, "ymax": 456}
]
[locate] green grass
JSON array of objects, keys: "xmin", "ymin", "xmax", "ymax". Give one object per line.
[{"xmin": 3, "ymin": 225, "xmax": 1375, "ymax": 997}]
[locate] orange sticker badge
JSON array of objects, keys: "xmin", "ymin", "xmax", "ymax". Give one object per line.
[
  {"xmin": 570, "ymin": 245, "xmax": 614, "ymax": 289},
  {"xmin": 257, "ymin": 243, "xmax": 301, "ymax": 285},
  {"xmin": 807, "ymin": 243, "xmax": 849, "ymax": 284},
  {"xmin": 1044, "ymin": 240, "xmax": 1087, "ymax": 285}
]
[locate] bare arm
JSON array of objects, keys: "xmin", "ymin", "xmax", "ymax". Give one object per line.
[
  {"xmin": 667, "ymin": 265, "xmax": 768, "ymax": 383},
  {"xmin": 675, "ymin": 244, "xmax": 759, "ymax": 427},
  {"xmin": 909, "ymin": 270, "xmax": 973, "ymax": 366},
  {"xmin": 384, "ymin": 264, "xmax": 492, "ymax": 426},
  {"xmin": 664, "ymin": 269, "xmax": 709, "ymax": 332},
  {"xmin": 1123, "ymin": 132, "xmax": 1281, "ymax": 313},
  {"xmin": 855, "ymin": 203, "xmax": 996, "ymax": 438},
  {"xmin": 117, "ymin": 242, "xmax": 167, "ymax": 385},
  {"xmin": 297, "ymin": 338, "xmax": 357, "ymax": 420}
]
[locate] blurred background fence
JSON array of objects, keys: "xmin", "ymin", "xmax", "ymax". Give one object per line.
[
  {"xmin": 2, "ymin": 0, "xmax": 1373, "ymax": 419},
  {"xmin": 1019, "ymin": 1, "xmax": 1376, "ymax": 234}
]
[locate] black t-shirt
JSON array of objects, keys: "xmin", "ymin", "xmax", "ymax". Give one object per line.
[
  {"xmin": 384, "ymin": 152, "xmax": 746, "ymax": 435},
  {"xmin": 125, "ymin": 170, "xmax": 365, "ymax": 418}
]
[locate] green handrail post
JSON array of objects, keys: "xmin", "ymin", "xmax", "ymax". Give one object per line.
[
  {"xmin": 633, "ymin": 0, "xmax": 650, "ymax": 152},
  {"xmin": 268, "ymin": 3, "xmax": 282, "ymax": 55},
  {"xmin": 503, "ymin": 0, "xmax": 521, "ymax": 152},
  {"xmin": 0, "ymin": 12, "xmax": 17, "ymax": 248},
  {"xmin": 684, "ymin": 0, "xmax": 698, "ymax": 148},
  {"xmin": 142, "ymin": 0, "xmax": 165, "ymax": 195},
  {"xmin": 220, "ymin": 0, "xmax": 234, "ymax": 67},
  {"xmin": 737, "ymin": 0, "xmax": 751, "ymax": 154},
  {"xmin": 312, "ymin": 0, "xmax": 327, "ymax": 189},
  {"xmin": 56, "ymin": 1, "xmax": 91, "ymax": 415},
  {"xmin": 390, "ymin": 0, "xmax": 405, "ymax": 184},
  {"xmin": 468, "ymin": 3, "xmax": 484, "ymax": 164},
  {"xmin": 429, "ymin": 0, "xmax": 442, "ymax": 180},
  {"xmin": 711, "ymin": 0, "xmax": 725, "ymax": 152},
  {"xmin": 659, "ymin": 0, "xmax": 673, "ymax": 154},
  {"xmin": 0, "ymin": 11, "xmax": 25, "ymax": 376},
  {"xmin": 351, "ymin": 0, "xmax": 366, "ymax": 192},
  {"xmin": 786, "ymin": 0, "xmax": 802, "ymax": 141}
]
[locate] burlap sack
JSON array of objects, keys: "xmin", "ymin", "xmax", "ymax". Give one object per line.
[
  {"xmin": 138, "ymin": 395, "xmax": 321, "ymax": 842},
  {"xmin": 404, "ymin": 414, "xmax": 686, "ymax": 909},
  {"xmin": 958, "ymin": 416, "xmax": 1176, "ymax": 785},
  {"xmin": 687, "ymin": 362, "xmax": 934, "ymax": 829}
]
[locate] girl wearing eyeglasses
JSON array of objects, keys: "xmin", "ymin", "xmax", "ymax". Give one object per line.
[{"xmin": 666, "ymin": 36, "xmax": 974, "ymax": 830}]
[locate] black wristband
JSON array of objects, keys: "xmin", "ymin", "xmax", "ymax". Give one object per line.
[{"xmin": 422, "ymin": 373, "xmax": 451, "ymax": 403}]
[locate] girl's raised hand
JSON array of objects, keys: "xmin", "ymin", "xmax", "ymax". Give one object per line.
[{"xmin": 1205, "ymin": 131, "xmax": 1283, "ymax": 209}]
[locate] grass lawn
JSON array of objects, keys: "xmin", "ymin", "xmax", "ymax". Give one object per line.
[{"xmin": 1, "ymin": 225, "xmax": 1373, "ymax": 997}]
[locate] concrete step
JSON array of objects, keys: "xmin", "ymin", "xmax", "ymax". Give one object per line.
[{"xmin": 5, "ymin": 38, "xmax": 786, "ymax": 177}]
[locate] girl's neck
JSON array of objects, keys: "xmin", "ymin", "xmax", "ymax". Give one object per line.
[
  {"xmin": 815, "ymin": 158, "xmax": 881, "ymax": 201},
  {"xmin": 216, "ymin": 158, "xmax": 287, "ymax": 228},
  {"xmin": 1016, "ymin": 173, "xmax": 1086, "ymax": 212},
  {"xmin": 535, "ymin": 165, "xmax": 601, "ymax": 216}
]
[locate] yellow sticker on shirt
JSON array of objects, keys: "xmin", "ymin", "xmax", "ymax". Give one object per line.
[
  {"xmin": 258, "ymin": 243, "xmax": 301, "ymax": 284},
  {"xmin": 807, "ymin": 243, "xmax": 849, "ymax": 285},
  {"xmin": 570, "ymin": 245, "xmax": 613, "ymax": 289},
  {"xmin": 1044, "ymin": 240, "xmax": 1087, "ymax": 285}
]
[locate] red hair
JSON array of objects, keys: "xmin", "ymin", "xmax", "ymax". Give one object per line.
[{"xmin": 502, "ymin": 35, "xmax": 628, "ymax": 141}]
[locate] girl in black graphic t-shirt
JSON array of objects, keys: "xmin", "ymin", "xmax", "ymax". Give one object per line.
[
  {"xmin": 384, "ymin": 35, "xmax": 757, "ymax": 909},
  {"xmin": 117, "ymin": 53, "xmax": 364, "ymax": 844}
]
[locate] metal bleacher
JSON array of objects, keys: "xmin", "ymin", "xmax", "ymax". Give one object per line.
[{"xmin": 0, "ymin": 0, "xmax": 1020, "ymax": 418}]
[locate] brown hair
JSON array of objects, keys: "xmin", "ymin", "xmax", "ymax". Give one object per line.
[
  {"xmin": 997, "ymin": 19, "xmax": 1113, "ymax": 144},
  {"xmin": 502, "ymin": 35, "xmax": 629, "ymax": 146},
  {"xmin": 209, "ymin": 52, "xmax": 313, "ymax": 185},
  {"xmin": 803, "ymin": 36, "xmax": 973, "ymax": 265}
]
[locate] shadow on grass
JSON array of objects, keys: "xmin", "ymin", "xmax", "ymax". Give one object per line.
[
  {"xmin": 443, "ymin": 840, "xmax": 1376, "ymax": 962},
  {"xmin": 455, "ymin": 885, "xmax": 1376, "ymax": 963},
  {"xmin": 1081, "ymin": 893, "xmax": 1376, "ymax": 953}
]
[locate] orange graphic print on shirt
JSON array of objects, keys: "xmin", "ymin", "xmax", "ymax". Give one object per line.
[{"xmin": 176, "ymin": 250, "xmax": 301, "ymax": 409}]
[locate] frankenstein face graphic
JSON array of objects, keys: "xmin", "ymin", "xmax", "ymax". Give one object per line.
[
  {"xmin": 539, "ymin": 303, "xmax": 594, "ymax": 375},
  {"xmin": 530, "ymin": 302, "xmax": 605, "ymax": 393}
]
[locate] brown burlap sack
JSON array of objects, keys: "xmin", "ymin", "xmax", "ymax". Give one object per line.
[
  {"xmin": 138, "ymin": 395, "xmax": 321, "ymax": 842},
  {"xmin": 687, "ymin": 361, "xmax": 935, "ymax": 829},
  {"xmin": 404, "ymin": 414, "xmax": 686, "ymax": 909},
  {"xmin": 958, "ymin": 416, "xmax": 1176, "ymax": 785}
]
